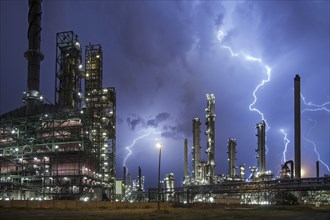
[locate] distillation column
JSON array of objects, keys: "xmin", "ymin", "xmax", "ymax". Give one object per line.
[
  {"xmin": 184, "ymin": 138, "xmax": 189, "ymax": 182},
  {"xmin": 256, "ymin": 120, "xmax": 266, "ymax": 173},
  {"xmin": 55, "ymin": 31, "xmax": 82, "ymax": 109},
  {"xmin": 205, "ymin": 94, "xmax": 216, "ymax": 184},
  {"xmin": 294, "ymin": 74, "xmax": 301, "ymax": 179},
  {"xmin": 23, "ymin": 0, "xmax": 44, "ymax": 114},
  {"xmin": 85, "ymin": 44, "xmax": 116, "ymax": 199},
  {"xmin": 227, "ymin": 138, "xmax": 237, "ymax": 177},
  {"xmin": 192, "ymin": 118, "xmax": 201, "ymax": 182}
]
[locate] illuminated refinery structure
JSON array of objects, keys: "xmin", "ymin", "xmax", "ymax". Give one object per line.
[
  {"xmin": 227, "ymin": 139, "xmax": 237, "ymax": 178},
  {"xmin": 183, "ymin": 139, "xmax": 189, "ymax": 184},
  {"xmin": 192, "ymin": 118, "xmax": 201, "ymax": 183},
  {"xmin": 1, "ymin": 1, "xmax": 330, "ymax": 206},
  {"xmin": 255, "ymin": 120, "xmax": 267, "ymax": 176},
  {"xmin": 174, "ymin": 89, "xmax": 330, "ymax": 205},
  {"xmin": 205, "ymin": 94, "xmax": 216, "ymax": 184},
  {"xmin": 0, "ymin": 0, "xmax": 116, "ymax": 201}
]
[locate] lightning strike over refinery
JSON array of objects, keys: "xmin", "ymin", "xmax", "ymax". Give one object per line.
[
  {"xmin": 123, "ymin": 128, "xmax": 161, "ymax": 172},
  {"xmin": 0, "ymin": 0, "xmax": 329, "ymax": 208},
  {"xmin": 218, "ymin": 30, "xmax": 271, "ymax": 129},
  {"xmin": 303, "ymin": 117, "xmax": 330, "ymax": 172},
  {"xmin": 280, "ymin": 129, "xmax": 290, "ymax": 164},
  {"xmin": 301, "ymin": 94, "xmax": 330, "ymax": 172}
]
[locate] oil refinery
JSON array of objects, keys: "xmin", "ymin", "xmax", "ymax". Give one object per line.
[
  {"xmin": 0, "ymin": 0, "xmax": 116, "ymax": 201},
  {"xmin": 1, "ymin": 0, "xmax": 330, "ymax": 205}
]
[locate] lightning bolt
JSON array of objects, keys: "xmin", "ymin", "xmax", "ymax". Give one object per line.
[
  {"xmin": 123, "ymin": 128, "xmax": 161, "ymax": 173},
  {"xmin": 301, "ymin": 94, "xmax": 330, "ymax": 113},
  {"xmin": 218, "ymin": 30, "xmax": 272, "ymax": 158},
  {"xmin": 218, "ymin": 31, "xmax": 271, "ymax": 129},
  {"xmin": 301, "ymin": 94, "xmax": 330, "ymax": 172},
  {"xmin": 303, "ymin": 116, "xmax": 330, "ymax": 172},
  {"xmin": 280, "ymin": 129, "xmax": 290, "ymax": 164}
]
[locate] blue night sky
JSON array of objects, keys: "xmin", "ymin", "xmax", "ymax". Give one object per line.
[{"xmin": 1, "ymin": 0, "xmax": 329, "ymax": 188}]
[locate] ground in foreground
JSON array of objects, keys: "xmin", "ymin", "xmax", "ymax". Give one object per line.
[{"xmin": 0, "ymin": 205, "xmax": 329, "ymax": 220}]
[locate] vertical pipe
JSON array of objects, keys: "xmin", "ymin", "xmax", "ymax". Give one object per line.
[
  {"xmin": 138, "ymin": 166, "xmax": 142, "ymax": 191},
  {"xmin": 123, "ymin": 166, "xmax": 126, "ymax": 185},
  {"xmin": 192, "ymin": 118, "xmax": 201, "ymax": 181},
  {"xmin": 157, "ymin": 146, "xmax": 162, "ymax": 210},
  {"xmin": 256, "ymin": 120, "xmax": 266, "ymax": 173},
  {"xmin": 316, "ymin": 161, "xmax": 320, "ymax": 178},
  {"xmin": 24, "ymin": 0, "xmax": 44, "ymax": 114},
  {"xmin": 184, "ymin": 139, "xmax": 188, "ymax": 178},
  {"xmin": 205, "ymin": 94, "xmax": 216, "ymax": 184},
  {"xmin": 25, "ymin": 0, "xmax": 44, "ymax": 93},
  {"xmin": 294, "ymin": 74, "xmax": 301, "ymax": 179},
  {"xmin": 227, "ymin": 139, "xmax": 237, "ymax": 177}
]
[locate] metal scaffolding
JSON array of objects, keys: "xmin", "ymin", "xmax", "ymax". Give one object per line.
[
  {"xmin": 0, "ymin": 36, "xmax": 116, "ymax": 201},
  {"xmin": 55, "ymin": 31, "xmax": 82, "ymax": 109},
  {"xmin": 0, "ymin": 109, "xmax": 102, "ymax": 200},
  {"xmin": 85, "ymin": 44, "xmax": 116, "ymax": 200}
]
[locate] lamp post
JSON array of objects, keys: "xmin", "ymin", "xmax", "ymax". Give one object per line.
[{"xmin": 157, "ymin": 143, "xmax": 162, "ymax": 210}]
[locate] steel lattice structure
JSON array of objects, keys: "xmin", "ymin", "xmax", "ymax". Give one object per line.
[{"xmin": 0, "ymin": 8, "xmax": 116, "ymax": 201}]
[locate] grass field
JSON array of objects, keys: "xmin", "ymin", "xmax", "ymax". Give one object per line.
[{"xmin": 1, "ymin": 205, "xmax": 329, "ymax": 220}]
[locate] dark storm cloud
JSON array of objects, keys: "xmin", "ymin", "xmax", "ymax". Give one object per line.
[
  {"xmin": 127, "ymin": 112, "xmax": 171, "ymax": 130},
  {"xmin": 126, "ymin": 114, "xmax": 143, "ymax": 130},
  {"xmin": 161, "ymin": 125, "xmax": 182, "ymax": 140},
  {"xmin": 104, "ymin": 1, "xmax": 193, "ymax": 66},
  {"xmin": 103, "ymin": 1, "xmax": 225, "ymax": 67},
  {"xmin": 147, "ymin": 112, "xmax": 170, "ymax": 127},
  {"xmin": 125, "ymin": 112, "xmax": 185, "ymax": 140}
]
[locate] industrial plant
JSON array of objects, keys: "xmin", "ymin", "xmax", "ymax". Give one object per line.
[
  {"xmin": 0, "ymin": 0, "xmax": 116, "ymax": 201},
  {"xmin": 1, "ymin": 0, "xmax": 330, "ymax": 206}
]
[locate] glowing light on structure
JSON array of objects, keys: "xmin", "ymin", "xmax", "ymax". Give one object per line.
[
  {"xmin": 217, "ymin": 30, "xmax": 271, "ymax": 129},
  {"xmin": 301, "ymin": 167, "xmax": 306, "ymax": 178},
  {"xmin": 123, "ymin": 128, "xmax": 161, "ymax": 173},
  {"xmin": 280, "ymin": 129, "xmax": 290, "ymax": 164}
]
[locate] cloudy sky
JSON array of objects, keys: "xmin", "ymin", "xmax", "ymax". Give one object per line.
[{"xmin": 1, "ymin": 0, "xmax": 329, "ymax": 188}]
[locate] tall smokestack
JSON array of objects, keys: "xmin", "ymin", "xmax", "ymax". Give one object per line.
[
  {"xmin": 256, "ymin": 120, "xmax": 266, "ymax": 173},
  {"xmin": 192, "ymin": 118, "xmax": 201, "ymax": 181},
  {"xmin": 294, "ymin": 74, "xmax": 301, "ymax": 179},
  {"xmin": 123, "ymin": 166, "xmax": 127, "ymax": 185},
  {"xmin": 227, "ymin": 138, "xmax": 237, "ymax": 177},
  {"xmin": 23, "ymin": 0, "xmax": 44, "ymax": 111},
  {"xmin": 316, "ymin": 161, "xmax": 320, "ymax": 178},
  {"xmin": 205, "ymin": 94, "xmax": 216, "ymax": 184},
  {"xmin": 138, "ymin": 166, "xmax": 142, "ymax": 191},
  {"xmin": 184, "ymin": 138, "xmax": 188, "ymax": 178}
]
